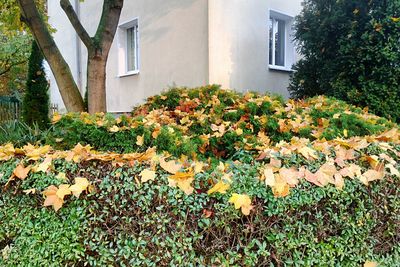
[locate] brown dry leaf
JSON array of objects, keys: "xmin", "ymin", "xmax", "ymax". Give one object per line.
[
  {"xmin": 168, "ymin": 171, "xmax": 195, "ymax": 195},
  {"xmin": 339, "ymin": 164, "xmax": 362, "ymax": 179},
  {"xmin": 160, "ymin": 157, "xmax": 182, "ymax": 174},
  {"xmin": 228, "ymin": 193, "xmax": 253, "ymax": 216},
  {"xmin": 279, "ymin": 168, "xmax": 299, "ymax": 186},
  {"xmin": 304, "ymin": 169, "xmax": 323, "ymax": 187},
  {"xmin": 140, "ymin": 169, "xmax": 156, "ymax": 183},
  {"xmin": 13, "ymin": 164, "xmax": 31, "ymax": 180}
]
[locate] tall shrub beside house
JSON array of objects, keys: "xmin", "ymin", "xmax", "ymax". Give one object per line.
[
  {"xmin": 22, "ymin": 41, "xmax": 50, "ymax": 129},
  {"xmin": 289, "ymin": 0, "xmax": 400, "ymax": 122}
]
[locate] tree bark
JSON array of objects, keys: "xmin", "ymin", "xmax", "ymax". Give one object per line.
[
  {"xmin": 87, "ymin": 56, "xmax": 107, "ymax": 113},
  {"xmin": 17, "ymin": 0, "xmax": 85, "ymax": 112},
  {"xmin": 61, "ymin": 0, "xmax": 124, "ymax": 113}
]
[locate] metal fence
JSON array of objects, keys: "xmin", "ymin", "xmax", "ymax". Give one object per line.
[{"xmin": 0, "ymin": 96, "xmax": 21, "ymax": 123}]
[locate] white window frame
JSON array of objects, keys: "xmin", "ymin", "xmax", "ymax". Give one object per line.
[
  {"xmin": 117, "ymin": 18, "xmax": 140, "ymax": 77},
  {"xmin": 268, "ymin": 10, "xmax": 295, "ymax": 72}
]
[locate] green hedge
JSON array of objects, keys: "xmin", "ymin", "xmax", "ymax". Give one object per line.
[{"xmin": 1, "ymin": 156, "xmax": 399, "ymax": 266}]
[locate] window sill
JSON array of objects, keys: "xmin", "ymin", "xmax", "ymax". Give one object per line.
[
  {"xmin": 118, "ymin": 70, "xmax": 139, "ymax": 77},
  {"xmin": 268, "ymin": 65, "xmax": 293, "ymax": 72}
]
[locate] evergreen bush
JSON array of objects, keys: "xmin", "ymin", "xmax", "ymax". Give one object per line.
[{"xmin": 22, "ymin": 41, "xmax": 50, "ymax": 129}]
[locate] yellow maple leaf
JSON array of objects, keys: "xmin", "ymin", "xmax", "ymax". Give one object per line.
[
  {"xmin": 386, "ymin": 164, "xmax": 400, "ymax": 177},
  {"xmin": 109, "ymin": 125, "xmax": 120, "ymax": 133},
  {"xmin": 272, "ymin": 174, "xmax": 290, "ymax": 197},
  {"xmin": 52, "ymin": 112, "xmax": 62, "ymax": 124},
  {"xmin": 43, "ymin": 185, "xmax": 64, "ymax": 212},
  {"xmin": 13, "ymin": 164, "xmax": 31, "ymax": 180},
  {"xmin": 23, "ymin": 188, "xmax": 36, "ymax": 195},
  {"xmin": 34, "ymin": 156, "xmax": 52, "ymax": 173},
  {"xmin": 23, "ymin": 144, "xmax": 51, "ymax": 161},
  {"xmin": 364, "ymin": 261, "xmax": 378, "ymax": 267},
  {"xmin": 193, "ymin": 161, "xmax": 206, "ymax": 174},
  {"xmin": 228, "ymin": 193, "xmax": 253, "ymax": 216},
  {"xmin": 360, "ymin": 169, "xmax": 384, "ymax": 185},
  {"xmin": 56, "ymin": 172, "xmax": 67, "ymax": 181},
  {"xmin": 207, "ymin": 181, "xmax": 230, "ymax": 195},
  {"xmin": 140, "ymin": 169, "xmax": 156, "ymax": 183},
  {"xmin": 56, "ymin": 184, "xmax": 72, "ymax": 200},
  {"xmin": 235, "ymin": 128, "xmax": 243, "ymax": 136},
  {"xmin": 160, "ymin": 157, "xmax": 182, "ymax": 174},
  {"xmin": 136, "ymin": 135, "xmax": 144, "ymax": 146},
  {"xmin": 168, "ymin": 171, "xmax": 194, "ymax": 195},
  {"xmin": 298, "ymin": 146, "xmax": 319, "ymax": 160},
  {"xmin": 0, "ymin": 143, "xmax": 15, "ymax": 161},
  {"xmin": 69, "ymin": 177, "xmax": 90, "ymax": 198}
]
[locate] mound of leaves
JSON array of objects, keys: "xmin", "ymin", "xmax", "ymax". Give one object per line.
[
  {"xmin": 1, "ymin": 86, "xmax": 399, "ymax": 265},
  {"xmin": 45, "ymin": 85, "xmax": 395, "ymax": 159}
]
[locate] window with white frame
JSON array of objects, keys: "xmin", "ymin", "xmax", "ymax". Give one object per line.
[
  {"xmin": 268, "ymin": 10, "xmax": 295, "ymax": 71},
  {"xmin": 118, "ymin": 18, "xmax": 139, "ymax": 76}
]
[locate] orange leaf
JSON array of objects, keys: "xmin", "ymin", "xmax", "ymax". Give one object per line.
[{"xmin": 13, "ymin": 164, "xmax": 31, "ymax": 180}]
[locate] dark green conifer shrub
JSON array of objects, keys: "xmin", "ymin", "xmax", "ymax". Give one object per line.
[{"xmin": 22, "ymin": 41, "xmax": 50, "ymax": 129}]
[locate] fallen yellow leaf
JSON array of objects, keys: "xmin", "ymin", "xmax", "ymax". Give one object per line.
[
  {"xmin": 69, "ymin": 177, "xmax": 90, "ymax": 198},
  {"xmin": 140, "ymin": 169, "xmax": 156, "ymax": 183},
  {"xmin": 207, "ymin": 181, "xmax": 230, "ymax": 195},
  {"xmin": 228, "ymin": 193, "xmax": 253, "ymax": 215}
]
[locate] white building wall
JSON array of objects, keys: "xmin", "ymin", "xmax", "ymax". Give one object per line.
[
  {"xmin": 47, "ymin": 0, "xmax": 82, "ymax": 113},
  {"xmin": 208, "ymin": 0, "xmax": 302, "ymax": 97},
  {"xmin": 48, "ymin": 0, "xmax": 302, "ymax": 113}
]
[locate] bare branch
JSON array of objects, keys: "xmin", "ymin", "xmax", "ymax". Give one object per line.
[{"xmin": 60, "ymin": 0, "xmax": 94, "ymax": 49}]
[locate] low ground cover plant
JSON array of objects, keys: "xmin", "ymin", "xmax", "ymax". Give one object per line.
[{"xmin": 1, "ymin": 86, "xmax": 399, "ymax": 266}]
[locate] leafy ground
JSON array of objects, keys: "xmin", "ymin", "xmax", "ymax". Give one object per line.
[{"xmin": 0, "ymin": 86, "xmax": 399, "ymax": 266}]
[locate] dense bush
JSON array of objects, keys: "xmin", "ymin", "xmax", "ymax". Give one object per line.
[
  {"xmin": 44, "ymin": 85, "xmax": 394, "ymax": 159},
  {"xmin": 0, "ymin": 86, "xmax": 399, "ymax": 266},
  {"xmin": 1, "ymin": 148, "xmax": 399, "ymax": 266},
  {"xmin": 289, "ymin": 0, "xmax": 400, "ymax": 122},
  {"xmin": 22, "ymin": 41, "xmax": 50, "ymax": 129}
]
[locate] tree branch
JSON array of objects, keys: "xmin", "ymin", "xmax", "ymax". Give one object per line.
[
  {"xmin": 93, "ymin": 0, "xmax": 124, "ymax": 56},
  {"xmin": 60, "ymin": 0, "xmax": 94, "ymax": 49},
  {"xmin": 0, "ymin": 60, "xmax": 27, "ymax": 76}
]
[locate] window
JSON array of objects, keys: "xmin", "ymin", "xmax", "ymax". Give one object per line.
[
  {"xmin": 268, "ymin": 10, "xmax": 295, "ymax": 71},
  {"xmin": 126, "ymin": 25, "xmax": 138, "ymax": 72},
  {"xmin": 118, "ymin": 18, "xmax": 139, "ymax": 76}
]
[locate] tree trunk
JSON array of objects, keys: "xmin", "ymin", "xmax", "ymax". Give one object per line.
[
  {"xmin": 87, "ymin": 56, "xmax": 107, "ymax": 113},
  {"xmin": 18, "ymin": 0, "xmax": 85, "ymax": 112}
]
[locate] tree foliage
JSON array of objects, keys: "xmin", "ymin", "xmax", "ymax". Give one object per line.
[
  {"xmin": 289, "ymin": 0, "xmax": 400, "ymax": 122},
  {"xmin": 22, "ymin": 41, "xmax": 49, "ymax": 129}
]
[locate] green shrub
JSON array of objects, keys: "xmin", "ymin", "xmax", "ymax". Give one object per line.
[
  {"xmin": 22, "ymin": 41, "xmax": 50, "ymax": 129},
  {"xmin": 0, "ymin": 120, "xmax": 44, "ymax": 146},
  {"xmin": 289, "ymin": 0, "xmax": 400, "ymax": 122},
  {"xmin": 0, "ymin": 154, "xmax": 399, "ymax": 266}
]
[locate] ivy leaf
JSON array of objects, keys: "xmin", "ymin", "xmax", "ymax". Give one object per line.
[{"xmin": 228, "ymin": 193, "xmax": 253, "ymax": 216}]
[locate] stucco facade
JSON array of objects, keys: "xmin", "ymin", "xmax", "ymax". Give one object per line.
[{"xmin": 48, "ymin": 0, "xmax": 302, "ymax": 113}]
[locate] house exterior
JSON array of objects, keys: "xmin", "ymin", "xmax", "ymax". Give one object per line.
[{"xmin": 47, "ymin": 0, "xmax": 303, "ymax": 113}]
